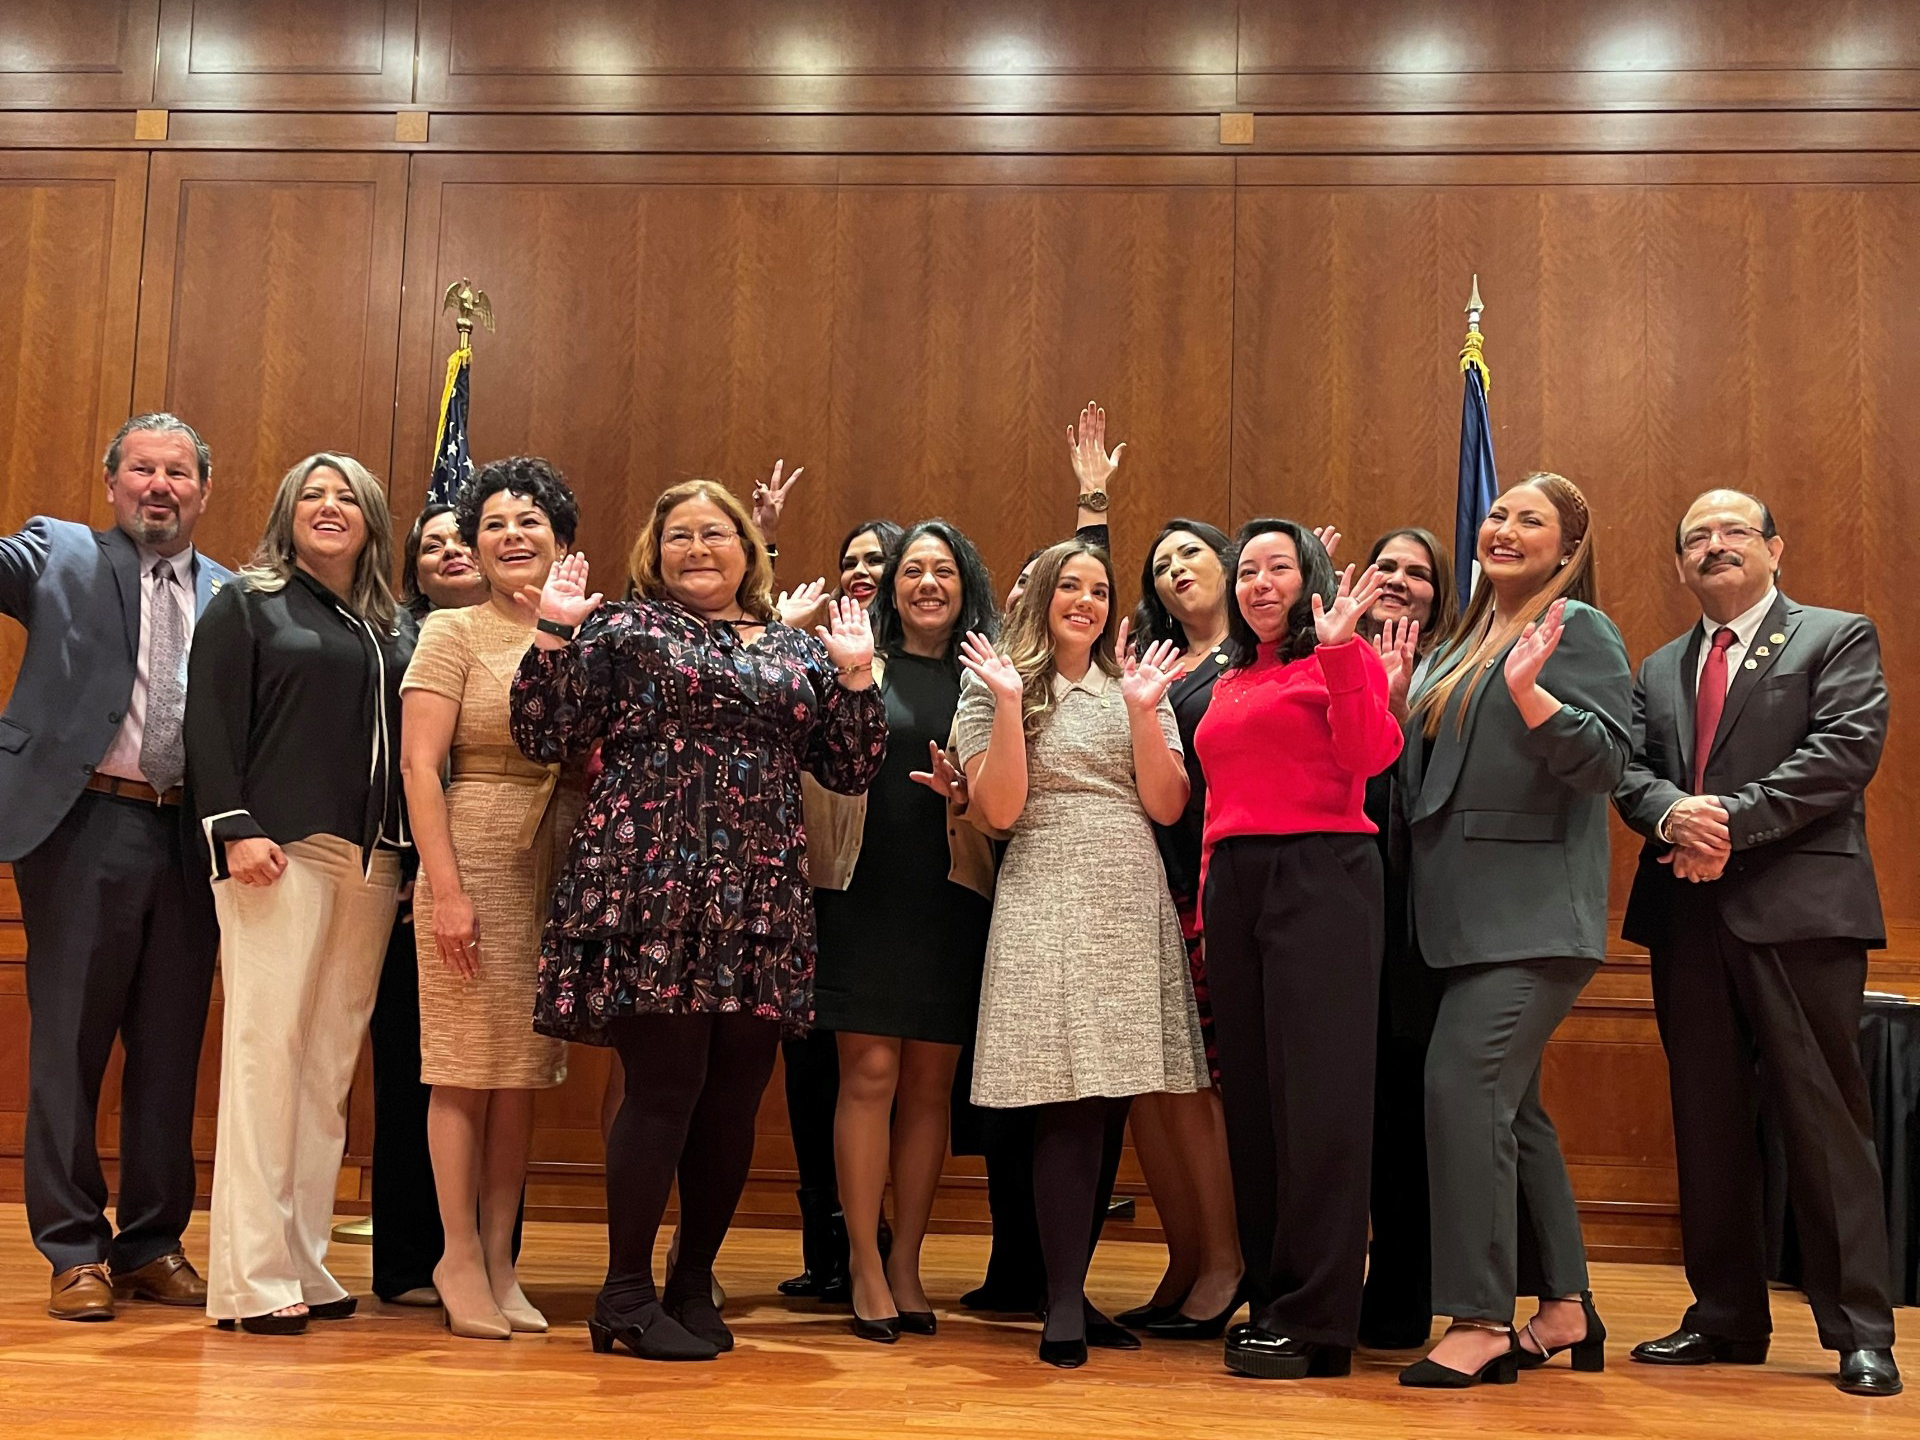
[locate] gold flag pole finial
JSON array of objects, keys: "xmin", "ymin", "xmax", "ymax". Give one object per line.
[
  {"xmin": 441, "ymin": 278, "xmax": 495, "ymax": 353},
  {"xmin": 1460, "ymin": 274, "xmax": 1489, "ymax": 394}
]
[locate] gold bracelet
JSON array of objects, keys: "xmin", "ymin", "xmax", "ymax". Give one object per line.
[{"xmin": 837, "ymin": 661, "xmax": 872, "ymax": 676}]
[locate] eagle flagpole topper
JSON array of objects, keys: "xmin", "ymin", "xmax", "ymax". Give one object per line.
[{"xmin": 428, "ymin": 279, "xmax": 495, "ymax": 506}]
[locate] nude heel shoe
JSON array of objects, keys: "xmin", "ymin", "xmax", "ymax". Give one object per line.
[
  {"xmin": 495, "ymin": 1283, "xmax": 549, "ymax": 1335},
  {"xmin": 433, "ymin": 1262, "xmax": 511, "ymax": 1341}
]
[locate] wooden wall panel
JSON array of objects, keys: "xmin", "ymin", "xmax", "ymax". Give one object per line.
[
  {"xmin": 0, "ymin": 151, "xmax": 146, "ymax": 709},
  {"xmin": 153, "ymin": 0, "xmax": 415, "ymax": 106},
  {"xmin": 131, "ymin": 151, "xmax": 408, "ymax": 568},
  {"xmin": 0, "ymin": 0, "xmax": 159, "ymax": 106}
]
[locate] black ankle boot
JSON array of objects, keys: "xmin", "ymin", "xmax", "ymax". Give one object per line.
[{"xmin": 778, "ymin": 1188, "xmax": 851, "ymax": 1303}]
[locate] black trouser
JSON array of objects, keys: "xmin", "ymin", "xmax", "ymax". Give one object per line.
[
  {"xmin": 781, "ymin": 1029, "xmax": 840, "ymax": 1200},
  {"xmin": 600, "ymin": 1013, "xmax": 782, "ymax": 1316},
  {"xmin": 1360, "ymin": 931, "xmax": 1442, "ymax": 1343},
  {"xmin": 367, "ymin": 914, "xmax": 442, "ymax": 1299},
  {"xmin": 14, "ymin": 791, "xmax": 218, "ymax": 1273},
  {"xmin": 1652, "ymin": 890, "xmax": 1895, "ymax": 1351},
  {"xmin": 1204, "ymin": 833, "xmax": 1382, "ymax": 1347}
]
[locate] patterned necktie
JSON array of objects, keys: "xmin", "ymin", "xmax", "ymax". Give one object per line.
[
  {"xmin": 1690, "ymin": 627, "xmax": 1737, "ymax": 794},
  {"xmin": 139, "ymin": 561, "xmax": 188, "ymax": 792}
]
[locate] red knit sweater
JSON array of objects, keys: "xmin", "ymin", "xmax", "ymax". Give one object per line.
[{"xmin": 1194, "ymin": 637, "xmax": 1403, "ymax": 871}]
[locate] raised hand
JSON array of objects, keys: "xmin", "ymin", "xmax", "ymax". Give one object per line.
[
  {"xmin": 1313, "ymin": 524, "xmax": 1343, "ymax": 560},
  {"xmin": 909, "ymin": 740, "xmax": 971, "ymax": 808},
  {"xmin": 517, "ymin": 551, "xmax": 603, "ymax": 628},
  {"xmin": 777, "ymin": 576, "xmax": 830, "ymax": 630},
  {"xmin": 1504, "ymin": 597, "xmax": 1568, "ymax": 697},
  {"xmin": 1312, "ymin": 563, "xmax": 1386, "ymax": 648},
  {"xmin": 1067, "ymin": 400, "xmax": 1126, "ymax": 493},
  {"xmin": 1373, "ymin": 615, "xmax": 1421, "ymax": 719},
  {"xmin": 816, "ymin": 594, "xmax": 875, "ymax": 674},
  {"xmin": 1117, "ymin": 616, "xmax": 1180, "ymax": 712},
  {"xmin": 752, "ymin": 458, "xmax": 804, "ymax": 544},
  {"xmin": 959, "ymin": 630, "xmax": 1023, "ymax": 705}
]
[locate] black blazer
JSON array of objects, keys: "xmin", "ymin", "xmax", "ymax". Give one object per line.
[{"xmin": 1615, "ymin": 592, "xmax": 1886, "ymax": 951}]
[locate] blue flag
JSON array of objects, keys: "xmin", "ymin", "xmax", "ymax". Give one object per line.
[
  {"xmin": 1454, "ymin": 347, "xmax": 1497, "ymax": 599},
  {"xmin": 428, "ymin": 344, "xmax": 473, "ymax": 507}
]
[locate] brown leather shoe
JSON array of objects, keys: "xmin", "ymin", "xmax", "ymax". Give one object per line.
[
  {"xmin": 112, "ymin": 1251, "xmax": 208, "ymax": 1307},
  {"xmin": 49, "ymin": 1264, "xmax": 115, "ymax": 1321}
]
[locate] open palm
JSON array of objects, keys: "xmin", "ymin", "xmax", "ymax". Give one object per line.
[
  {"xmin": 1504, "ymin": 598, "xmax": 1568, "ymax": 694},
  {"xmin": 959, "ymin": 631, "xmax": 1022, "ymax": 703},
  {"xmin": 1312, "ymin": 564, "xmax": 1386, "ymax": 647}
]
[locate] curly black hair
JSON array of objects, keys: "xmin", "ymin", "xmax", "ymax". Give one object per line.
[
  {"xmin": 868, "ymin": 518, "xmax": 1000, "ymax": 667},
  {"xmin": 455, "ymin": 455, "xmax": 579, "ymax": 550},
  {"xmin": 1133, "ymin": 518, "xmax": 1232, "ymax": 650},
  {"xmin": 1223, "ymin": 518, "xmax": 1337, "ymax": 670}
]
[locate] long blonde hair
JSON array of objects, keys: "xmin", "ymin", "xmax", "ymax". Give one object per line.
[
  {"xmin": 998, "ymin": 538, "xmax": 1120, "ymax": 738},
  {"xmin": 628, "ymin": 479, "xmax": 775, "ymax": 622},
  {"xmin": 1412, "ymin": 472, "xmax": 1597, "ymax": 737},
  {"xmin": 240, "ymin": 452, "xmax": 397, "ymax": 629}
]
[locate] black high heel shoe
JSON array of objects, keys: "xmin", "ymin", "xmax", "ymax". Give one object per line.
[
  {"xmin": 1039, "ymin": 1335, "xmax": 1088, "ymax": 1368},
  {"xmin": 1516, "ymin": 1291, "xmax": 1606, "ymax": 1372},
  {"xmin": 587, "ymin": 1301, "xmax": 719, "ymax": 1361},
  {"xmin": 851, "ymin": 1307, "xmax": 901, "ymax": 1343},
  {"xmin": 1144, "ymin": 1280, "xmax": 1246, "ymax": 1340},
  {"xmin": 1116, "ymin": 1286, "xmax": 1191, "ymax": 1329},
  {"xmin": 215, "ymin": 1311, "xmax": 307, "ymax": 1336},
  {"xmin": 1398, "ymin": 1328, "xmax": 1522, "ymax": 1388},
  {"xmin": 896, "ymin": 1310, "xmax": 937, "ymax": 1336}
]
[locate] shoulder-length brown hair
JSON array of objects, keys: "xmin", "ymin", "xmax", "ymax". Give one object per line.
[
  {"xmin": 240, "ymin": 452, "xmax": 397, "ymax": 629},
  {"xmin": 1411, "ymin": 472, "xmax": 1597, "ymax": 737},
  {"xmin": 627, "ymin": 479, "xmax": 775, "ymax": 622},
  {"xmin": 997, "ymin": 537, "xmax": 1121, "ymax": 738},
  {"xmin": 1363, "ymin": 526, "xmax": 1459, "ymax": 658}
]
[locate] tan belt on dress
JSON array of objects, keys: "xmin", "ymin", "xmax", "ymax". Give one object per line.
[{"xmin": 448, "ymin": 744, "xmax": 564, "ymax": 899}]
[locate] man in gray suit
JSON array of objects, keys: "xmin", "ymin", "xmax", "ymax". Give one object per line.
[
  {"xmin": 1616, "ymin": 489, "xmax": 1899, "ymax": 1397},
  {"xmin": 0, "ymin": 414, "xmax": 233, "ymax": 1320}
]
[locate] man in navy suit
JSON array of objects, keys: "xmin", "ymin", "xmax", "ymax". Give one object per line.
[
  {"xmin": 0, "ymin": 414, "xmax": 234, "ymax": 1320},
  {"xmin": 1615, "ymin": 489, "xmax": 1899, "ymax": 1397}
]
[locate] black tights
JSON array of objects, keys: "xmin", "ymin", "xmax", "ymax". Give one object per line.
[
  {"xmin": 600, "ymin": 1012, "xmax": 781, "ymax": 1317},
  {"xmin": 1033, "ymin": 1096, "xmax": 1131, "ymax": 1342},
  {"xmin": 780, "ymin": 1030, "xmax": 840, "ymax": 1199}
]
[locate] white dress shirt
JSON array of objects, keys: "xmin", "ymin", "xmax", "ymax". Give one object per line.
[
  {"xmin": 1692, "ymin": 586, "xmax": 1779, "ymax": 697},
  {"xmin": 98, "ymin": 545, "xmax": 200, "ymax": 783}
]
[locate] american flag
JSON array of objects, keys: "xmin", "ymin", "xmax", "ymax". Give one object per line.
[{"xmin": 427, "ymin": 344, "xmax": 474, "ymax": 507}]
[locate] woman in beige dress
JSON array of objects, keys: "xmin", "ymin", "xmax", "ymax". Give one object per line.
[{"xmin": 399, "ymin": 457, "xmax": 583, "ymax": 1340}]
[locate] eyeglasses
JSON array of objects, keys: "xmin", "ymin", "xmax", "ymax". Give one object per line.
[
  {"xmin": 662, "ymin": 525, "xmax": 741, "ymax": 550},
  {"xmin": 1681, "ymin": 524, "xmax": 1760, "ymax": 553}
]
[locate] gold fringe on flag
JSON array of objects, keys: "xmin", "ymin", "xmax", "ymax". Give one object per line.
[
  {"xmin": 1459, "ymin": 328, "xmax": 1490, "ymax": 397},
  {"xmin": 431, "ymin": 343, "xmax": 470, "ymax": 470}
]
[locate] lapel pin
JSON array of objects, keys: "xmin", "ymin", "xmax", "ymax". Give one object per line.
[
  {"xmin": 1754, "ymin": 645, "xmax": 1770, "ymax": 657},
  {"xmin": 1214, "ymin": 652, "xmax": 1228, "ymax": 665},
  {"xmin": 1743, "ymin": 658, "xmax": 1758, "ymax": 670},
  {"xmin": 1769, "ymin": 631, "xmax": 1785, "ymax": 644}
]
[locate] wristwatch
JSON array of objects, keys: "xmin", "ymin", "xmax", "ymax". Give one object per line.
[
  {"xmin": 1078, "ymin": 489, "xmax": 1110, "ymax": 513},
  {"xmin": 535, "ymin": 616, "xmax": 577, "ymax": 641}
]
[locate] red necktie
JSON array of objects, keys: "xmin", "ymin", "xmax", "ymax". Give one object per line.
[{"xmin": 1691, "ymin": 627, "xmax": 1736, "ymax": 793}]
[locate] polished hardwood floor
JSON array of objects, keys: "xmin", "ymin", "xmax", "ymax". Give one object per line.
[{"xmin": 0, "ymin": 1205, "xmax": 1896, "ymax": 1439}]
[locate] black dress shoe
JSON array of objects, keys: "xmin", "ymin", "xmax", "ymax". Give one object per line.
[
  {"xmin": 1516, "ymin": 1291, "xmax": 1606, "ymax": 1372},
  {"xmin": 1837, "ymin": 1349, "xmax": 1902, "ymax": 1397},
  {"xmin": 1085, "ymin": 1319, "xmax": 1142, "ymax": 1350},
  {"xmin": 1039, "ymin": 1336, "xmax": 1088, "ymax": 1368},
  {"xmin": 1225, "ymin": 1327, "xmax": 1352, "ymax": 1380},
  {"xmin": 1145, "ymin": 1282, "xmax": 1246, "ymax": 1341},
  {"xmin": 666, "ymin": 1291, "xmax": 735, "ymax": 1352},
  {"xmin": 1116, "ymin": 1288, "xmax": 1189, "ymax": 1329},
  {"xmin": 587, "ymin": 1301, "xmax": 719, "ymax": 1361},
  {"xmin": 1398, "ymin": 1331, "xmax": 1520, "ymax": 1388},
  {"xmin": 1629, "ymin": 1328, "xmax": 1769, "ymax": 1366},
  {"xmin": 896, "ymin": 1310, "xmax": 937, "ymax": 1336},
  {"xmin": 850, "ymin": 1309, "xmax": 901, "ymax": 1344}
]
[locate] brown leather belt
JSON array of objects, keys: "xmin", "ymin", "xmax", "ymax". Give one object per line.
[{"xmin": 85, "ymin": 773, "xmax": 182, "ymax": 807}]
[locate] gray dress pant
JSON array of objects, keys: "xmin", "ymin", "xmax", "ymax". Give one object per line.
[{"xmin": 1424, "ymin": 957, "xmax": 1597, "ymax": 1323}]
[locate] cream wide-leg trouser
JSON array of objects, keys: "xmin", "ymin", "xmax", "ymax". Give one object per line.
[{"xmin": 206, "ymin": 836, "xmax": 401, "ymax": 1320}]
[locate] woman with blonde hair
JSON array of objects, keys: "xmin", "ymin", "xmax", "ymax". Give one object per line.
[
  {"xmin": 1395, "ymin": 473, "xmax": 1631, "ymax": 1388},
  {"xmin": 186, "ymin": 452, "xmax": 412, "ymax": 1334},
  {"xmin": 510, "ymin": 479, "xmax": 885, "ymax": 1363},
  {"xmin": 956, "ymin": 536, "xmax": 1206, "ymax": 1368}
]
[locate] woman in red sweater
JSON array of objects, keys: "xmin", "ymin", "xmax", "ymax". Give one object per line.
[{"xmin": 1194, "ymin": 518, "xmax": 1403, "ymax": 1381}]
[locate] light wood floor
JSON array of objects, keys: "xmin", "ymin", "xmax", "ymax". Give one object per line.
[{"xmin": 0, "ymin": 1206, "xmax": 1899, "ymax": 1439}]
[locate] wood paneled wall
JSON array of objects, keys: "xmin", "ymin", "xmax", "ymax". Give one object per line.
[{"xmin": 3, "ymin": 0, "xmax": 1918, "ymax": 1260}]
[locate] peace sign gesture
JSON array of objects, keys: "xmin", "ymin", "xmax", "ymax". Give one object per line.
[
  {"xmin": 1312, "ymin": 563, "xmax": 1387, "ymax": 648},
  {"xmin": 751, "ymin": 458, "xmax": 805, "ymax": 545},
  {"xmin": 1116, "ymin": 617, "xmax": 1180, "ymax": 714},
  {"xmin": 1067, "ymin": 401, "xmax": 1126, "ymax": 493}
]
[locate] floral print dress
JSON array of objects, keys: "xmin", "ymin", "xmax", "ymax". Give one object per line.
[{"xmin": 509, "ymin": 598, "xmax": 886, "ymax": 1043}]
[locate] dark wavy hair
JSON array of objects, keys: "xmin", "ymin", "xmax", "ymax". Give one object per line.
[
  {"xmin": 869, "ymin": 518, "xmax": 999, "ymax": 667},
  {"xmin": 1223, "ymin": 518, "xmax": 1337, "ymax": 670},
  {"xmin": 456, "ymin": 455, "xmax": 579, "ymax": 550},
  {"xmin": 1133, "ymin": 518, "xmax": 1232, "ymax": 650},
  {"xmin": 400, "ymin": 501, "xmax": 457, "ymax": 618},
  {"xmin": 837, "ymin": 519, "xmax": 904, "ymax": 573}
]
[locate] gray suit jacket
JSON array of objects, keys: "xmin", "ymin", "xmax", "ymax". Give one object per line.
[
  {"xmin": 0, "ymin": 517, "xmax": 232, "ymax": 861},
  {"xmin": 1402, "ymin": 599, "xmax": 1633, "ymax": 969},
  {"xmin": 1615, "ymin": 593, "xmax": 1885, "ymax": 950}
]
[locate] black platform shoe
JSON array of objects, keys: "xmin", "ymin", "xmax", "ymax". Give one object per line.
[{"xmin": 1224, "ymin": 1327, "xmax": 1352, "ymax": 1379}]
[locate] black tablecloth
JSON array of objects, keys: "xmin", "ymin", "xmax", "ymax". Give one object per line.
[{"xmin": 1768, "ymin": 995, "xmax": 1920, "ymax": 1306}]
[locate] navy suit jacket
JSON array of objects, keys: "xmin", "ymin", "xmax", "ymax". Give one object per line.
[{"xmin": 0, "ymin": 517, "xmax": 233, "ymax": 862}]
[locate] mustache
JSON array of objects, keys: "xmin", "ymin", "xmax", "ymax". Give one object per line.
[{"xmin": 1697, "ymin": 552, "xmax": 1742, "ymax": 574}]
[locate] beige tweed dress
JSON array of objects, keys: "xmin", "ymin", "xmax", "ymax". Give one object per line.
[
  {"xmin": 955, "ymin": 666, "xmax": 1206, "ymax": 1108},
  {"xmin": 402, "ymin": 604, "xmax": 580, "ymax": 1089}
]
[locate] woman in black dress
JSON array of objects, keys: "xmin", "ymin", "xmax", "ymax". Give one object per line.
[{"xmin": 813, "ymin": 519, "xmax": 999, "ymax": 1339}]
